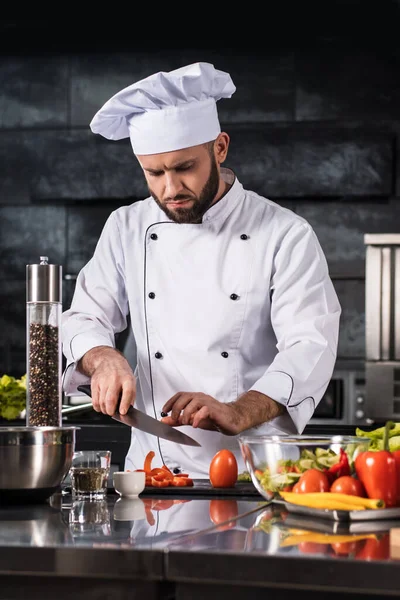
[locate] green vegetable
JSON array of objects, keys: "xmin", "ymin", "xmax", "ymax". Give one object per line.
[
  {"xmin": 0, "ymin": 374, "xmax": 26, "ymax": 420},
  {"xmin": 355, "ymin": 422, "xmax": 400, "ymax": 452},
  {"xmin": 259, "ymin": 469, "xmax": 301, "ymax": 493},
  {"xmin": 356, "ymin": 422, "xmax": 400, "ymax": 440},
  {"xmin": 389, "ymin": 436, "xmax": 400, "ymax": 451},
  {"xmin": 237, "ymin": 471, "xmax": 252, "ymax": 482}
]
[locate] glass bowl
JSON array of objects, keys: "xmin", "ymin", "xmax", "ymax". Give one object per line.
[{"xmin": 238, "ymin": 435, "xmax": 370, "ymax": 501}]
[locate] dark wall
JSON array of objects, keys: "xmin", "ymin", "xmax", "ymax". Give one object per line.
[{"xmin": 1, "ymin": 11, "xmax": 400, "ymax": 376}]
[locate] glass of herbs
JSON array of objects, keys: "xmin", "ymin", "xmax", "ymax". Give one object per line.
[{"xmin": 69, "ymin": 450, "xmax": 112, "ymax": 499}]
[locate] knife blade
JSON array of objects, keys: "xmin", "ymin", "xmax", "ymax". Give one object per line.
[{"xmin": 77, "ymin": 384, "xmax": 201, "ymax": 447}]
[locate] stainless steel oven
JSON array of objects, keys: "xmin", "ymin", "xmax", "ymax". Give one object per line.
[
  {"xmin": 310, "ymin": 369, "xmax": 369, "ymax": 426},
  {"xmin": 364, "ymin": 234, "xmax": 400, "ymax": 421}
]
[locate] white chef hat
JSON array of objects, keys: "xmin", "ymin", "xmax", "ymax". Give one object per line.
[{"xmin": 89, "ymin": 62, "xmax": 236, "ymax": 155}]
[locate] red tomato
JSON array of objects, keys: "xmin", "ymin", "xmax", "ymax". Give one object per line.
[
  {"xmin": 209, "ymin": 449, "xmax": 238, "ymax": 488},
  {"xmin": 330, "ymin": 475, "xmax": 366, "ymax": 497},
  {"xmin": 292, "ymin": 469, "xmax": 330, "ymax": 493},
  {"xmin": 331, "ymin": 540, "xmax": 364, "ymax": 556},
  {"xmin": 298, "ymin": 542, "xmax": 330, "ymax": 555},
  {"xmin": 209, "ymin": 499, "xmax": 239, "ymax": 530}
]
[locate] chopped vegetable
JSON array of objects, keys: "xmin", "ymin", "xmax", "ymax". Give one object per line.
[
  {"xmin": 237, "ymin": 471, "xmax": 252, "ymax": 482},
  {"xmin": 326, "ymin": 448, "xmax": 351, "ymax": 482},
  {"xmin": 133, "ymin": 451, "xmax": 194, "ymax": 488},
  {"xmin": 258, "ymin": 448, "xmax": 341, "ymax": 495}
]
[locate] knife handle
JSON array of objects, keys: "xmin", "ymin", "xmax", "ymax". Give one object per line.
[{"xmin": 77, "ymin": 384, "xmax": 92, "ymax": 398}]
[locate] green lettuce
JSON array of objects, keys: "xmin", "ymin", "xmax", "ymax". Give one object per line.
[
  {"xmin": 356, "ymin": 423, "xmax": 400, "ymax": 440},
  {"xmin": 355, "ymin": 422, "xmax": 400, "ymax": 452},
  {"xmin": 0, "ymin": 374, "xmax": 26, "ymax": 420}
]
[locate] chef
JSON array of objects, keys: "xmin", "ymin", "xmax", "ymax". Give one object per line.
[{"xmin": 61, "ymin": 62, "xmax": 341, "ymax": 478}]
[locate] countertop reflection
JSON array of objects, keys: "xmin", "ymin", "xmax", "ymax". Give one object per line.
[
  {"xmin": 0, "ymin": 491, "xmax": 266, "ymax": 550},
  {"xmin": 0, "ymin": 491, "xmax": 397, "ymax": 564},
  {"xmin": 65, "ymin": 493, "xmax": 265, "ymax": 549}
]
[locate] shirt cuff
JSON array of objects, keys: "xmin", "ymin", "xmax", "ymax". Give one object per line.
[
  {"xmin": 245, "ymin": 370, "xmax": 316, "ymax": 435},
  {"xmin": 62, "ymin": 363, "xmax": 91, "ymax": 396},
  {"xmin": 62, "ymin": 333, "xmax": 114, "ymax": 396},
  {"xmin": 69, "ymin": 332, "xmax": 114, "ymax": 363}
]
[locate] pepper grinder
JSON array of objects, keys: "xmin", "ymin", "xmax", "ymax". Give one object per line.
[{"xmin": 26, "ymin": 256, "xmax": 62, "ymax": 427}]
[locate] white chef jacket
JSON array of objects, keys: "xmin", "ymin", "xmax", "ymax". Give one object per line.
[{"xmin": 62, "ymin": 168, "xmax": 341, "ymax": 478}]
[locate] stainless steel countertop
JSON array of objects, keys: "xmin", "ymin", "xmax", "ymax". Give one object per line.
[{"xmin": 0, "ymin": 490, "xmax": 398, "ymax": 597}]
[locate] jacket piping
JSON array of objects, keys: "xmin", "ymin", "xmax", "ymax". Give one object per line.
[{"xmin": 143, "ymin": 220, "xmax": 175, "ymax": 465}]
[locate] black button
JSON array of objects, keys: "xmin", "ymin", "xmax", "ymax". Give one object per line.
[
  {"xmin": 150, "ymin": 233, "xmax": 158, "ymax": 240},
  {"xmin": 148, "ymin": 292, "xmax": 155, "ymax": 299},
  {"xmin": 240, "ymin": 234, "xmax": 248, "ymax": 240},
  {"xmin": 230, "ymin": 293, "xmax": 239, "ymax": 300},
  {"xmin": 155, "ymin": 352, "xmax": 163, "ymax": 359},
  {"xmin": 173, "ymin": 467, "xmax": 181, "ymax": 474},
  {"xmin": 221, "ymin": 351, "xmax": 229, "ymax": 358}
]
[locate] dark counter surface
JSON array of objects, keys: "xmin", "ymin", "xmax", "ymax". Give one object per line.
[{"xmin": 0, "ymin": 489, "xmax": 399, "ymax": 599}]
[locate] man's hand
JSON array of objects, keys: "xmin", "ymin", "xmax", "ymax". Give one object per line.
[
  {"xmin": 161, "ymin": 392, "xmax": 241, "ymax": 435},
  {"xmin": 77, "ymin": 346, "xmax": 136, "ymax": 416},
  {"xmin": 161, "ymin": 390, "xmax": 285, "ymax": 435}
]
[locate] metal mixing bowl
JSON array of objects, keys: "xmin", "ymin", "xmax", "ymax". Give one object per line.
[{"xmin": 0, "ymin": 426, "xmax": 79, "ymax": 504}]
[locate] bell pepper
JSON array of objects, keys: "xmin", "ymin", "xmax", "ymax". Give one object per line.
[
  {"xmin": 144, "ymin": 450, "xmax": 155, "ymax": 473},
  {"xmin": 322, "ymin": 448, "xmax": 351, "ymax": 485},
  {"xmin": 355, "ymin": 533, "xmax": 390, "ymax": 561},
  {"xmin": 354, "ymin": 421, "xmax": 397, "ymax": 508},
  {"xmin": 326, "ymin": 447, "xmax": 351, "ymax": 483},
  {"xmin": 392, "ymin": 449, "xmax": 400, "ymax": 505}
]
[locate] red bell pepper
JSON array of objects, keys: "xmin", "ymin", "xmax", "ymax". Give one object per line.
[
  {"xmin": 326, "ymin": 448, "xmax": 351, "ymax": 484},
  {"xmin": 355, "ymin": 534, "xmax": 390, "ymax": 561},
  {"xmin": 354, "ymin": 421, "xmax": 397, "ymax": 508},
  {"xmin": 392, "ymin": 449, "xmax": 400, "ymax": 505}
]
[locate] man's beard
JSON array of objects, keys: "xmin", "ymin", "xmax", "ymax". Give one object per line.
[{"xmin": 149, "ymin": 155, "xmax": 220, "ymax": 224}]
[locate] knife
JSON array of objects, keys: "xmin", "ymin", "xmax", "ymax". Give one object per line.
[{"xmin": 77, "ymin": 384, "xmax": 201, "ymax": 447}]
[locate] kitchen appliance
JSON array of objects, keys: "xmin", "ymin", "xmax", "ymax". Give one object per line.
[
  {"xmin": 77, "ymin": 384, "xmax": 201, "ymax": 447},
  {"xmin": 364, "ymin": 234, "xmax": 400, "ymax": 420},
  {"xmin": 0, "ymin": 426, "xmax": 78, "ymax": 504},
  {"xmin": 309, "ymin": 369, "xmax": 368, "ymax": 426},
  {"xmin": 26, "ymin": 256, "xmax": 62, "ymax": 427}
]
